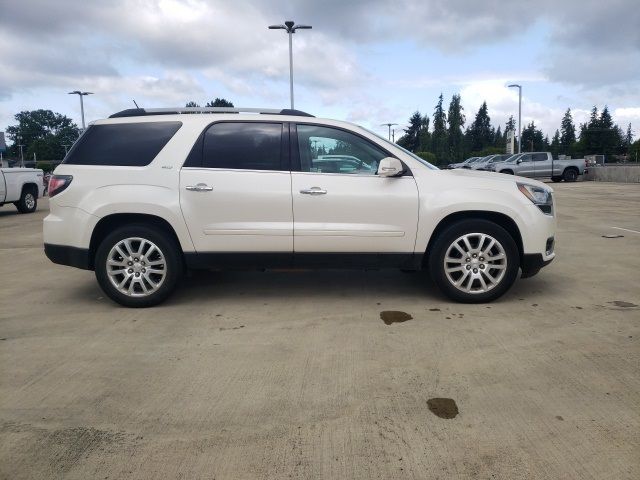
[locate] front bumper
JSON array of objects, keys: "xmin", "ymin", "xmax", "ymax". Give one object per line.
[{"xmin": 521, "ymin": 253, "xmax": 554, "ymax": 278}]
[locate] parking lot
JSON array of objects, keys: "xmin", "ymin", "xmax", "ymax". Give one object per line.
[{"xmin": 1, "ymin": 182, "xmax": 638, "ymax": 479}]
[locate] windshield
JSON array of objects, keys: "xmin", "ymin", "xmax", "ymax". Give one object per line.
[
  {"xmin": 502, "ymin": 154, "xmax": 521, "ymax": 163},
  {"xmin": 362, "ymin": 127, "xmax": 439, "ymax": 170}
]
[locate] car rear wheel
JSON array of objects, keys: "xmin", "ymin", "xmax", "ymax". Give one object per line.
[
  {"xmin": 95, "ymin": 225, "xmax": 182, "ymax": 307},
  {"xmin": 429, "ymin": 219, "xmax": 520, "ymax": 303},
  {"xmin": 15, "ymin": 187, "xmax": 37, "ymax": 213},
  {"xmin": 563, "ymin": 168, "xmax": 578, "ymax": 182}
]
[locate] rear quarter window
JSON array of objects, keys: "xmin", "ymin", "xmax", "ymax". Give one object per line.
[{"xmin": 64, "ymin": 122, "xmax": 182, "ymax": 166}]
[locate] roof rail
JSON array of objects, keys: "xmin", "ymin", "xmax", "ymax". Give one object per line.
[{"xmin": 109, "ymin": 107, "xmax": 314, "ymax": 118}]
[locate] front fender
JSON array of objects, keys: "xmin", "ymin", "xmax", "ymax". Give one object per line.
[{"xmin": 415, "ymin": 187, "xmax": 541, "ymax": 254}]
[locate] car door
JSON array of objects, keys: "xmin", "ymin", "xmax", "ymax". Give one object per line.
[
  {"xmin": 290, "ymin": 124, "xmax": 419, "ymax": 267},
  {"xmin": 516, "ymin": 153, "xmax": 534, "ymax": 176},
  {"xmin": 532, "ymin": 153, "xmax": 551, "ymax": 177},
  {"xmin": 179, "ymin": 121, "xmax": 293, "ymax": 264}
]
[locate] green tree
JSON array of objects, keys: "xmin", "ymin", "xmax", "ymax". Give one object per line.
[
  {"xmin": 205, "ymin": 98, "xmax": 234, "ymax": 107},
  {"xmin": 185, "ymin": 101, "xmax": 200, "ymax": 107},
  {"xmin": 624, "ymin": 124, "xmax": 634, "ymax": 155},
  {"xmin": 5, "ymin": 110, "xmax": 80, "ymax": 161},
  {"xmin": 431, "ymin": 94, "xmax": 448, "ymax": 163},
  {"xmin": 559, "ymin": 108, "xmax": 576, "ymax": 155},
  {"xmin": 520, "ymin": 121, "xmax": 545, "ymax": 151},
  {"xmin": 418, "ymin": 115, "xmax": 431, "ymax": 152},
  {"xmin": 446, "ymin": 94, "xmax": 465, "ymax": 162},
  {"xmin": 397, "ymin": 111, "xmax": 428, "ymax": 153},
  {"xmin": 465, "ymin": 101, "xmax": 493, "ymax": 153},
  {"xmin": 493, "ymin": 125, "xmax": 502, "ymax": 148},
  {"xmin": 550, "ymin": 130, "xmax": 561, "ymax": 159}
]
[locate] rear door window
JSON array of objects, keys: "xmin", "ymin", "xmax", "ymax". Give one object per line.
[
  {"xmin": 199, "ymin": 122, "xmax": 284, "ymax": 171},
  {"xmin": 64, "ymin": 122, "xmax": 182, "ymax": 166}
]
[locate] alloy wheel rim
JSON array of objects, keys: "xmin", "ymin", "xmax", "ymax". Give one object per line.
[
  {"xmin": 25, "ymin": 194, "xmax": 35, "ymax": 209},
  {"xmin": 106, "ymin": 237, "xmax": 167, "ymax": 297},
  {"xmin": 444, "ymin": 233, "xmax": 507, "ymax": 294}
]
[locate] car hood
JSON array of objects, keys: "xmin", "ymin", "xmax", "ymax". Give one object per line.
[{"xmin": 438, "ymin": 166, "xmax": 551, "ymax": 190}]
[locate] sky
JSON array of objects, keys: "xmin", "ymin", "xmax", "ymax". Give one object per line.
[{"xmin": 1, "ymin": 0, "xmax": 639, "ymax": 142}]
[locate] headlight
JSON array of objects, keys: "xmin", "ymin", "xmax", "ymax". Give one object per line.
[{"xmin": 517, "ymin": 182, "xmax": 553, "ymax": 215}]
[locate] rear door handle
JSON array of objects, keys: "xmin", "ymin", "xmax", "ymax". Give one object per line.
[
  {"xmin": 300, "ymin": 187, "xmax": 327, "ymax": 195},
  {"xmin": 186, "ymin": 183, "xmax": 213, "ymax": 192}
]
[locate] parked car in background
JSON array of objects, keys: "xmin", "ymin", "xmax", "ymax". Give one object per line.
[
  {"xmin": 473, "ymin": 154, "xmax": 515, "ymax": 170},
  {"xmin": 487, "ymin": 152, "xmax": 588, "ymax": 182},
  {"xmin": 44, "ymin": 107, "xmax": 556, "ymax": 307},
  {"xmin": 445, "ymin": 156, "xmax": 479, "ymax": 169},
  {"xmin": 0, "ymin": 167, "xmax": 44, "ymax": 213}
]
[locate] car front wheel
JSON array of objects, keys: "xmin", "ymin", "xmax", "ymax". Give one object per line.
[
  {"xmin": 429, "ymin": 219, "xmax": 520, "ymax": 303},
  {"xmin": 95, "ymin": 225, "xmax": 182, "ymax": 307}
]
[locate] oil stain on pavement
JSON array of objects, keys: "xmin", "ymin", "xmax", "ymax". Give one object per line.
[
  {"xmin": 380, "ymin": 311, "xmax": 413, "ymax": 325},
  {"xmin": 608, "ymin": 301, "xmax": 638, "ymax": 308},
  {"xmin": 427, "ymin": 398, "xmax": 459, "ymax": 419}
]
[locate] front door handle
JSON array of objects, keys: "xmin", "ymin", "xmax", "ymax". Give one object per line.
[
  {"xmin": 300, "ymin": 187, "xmax": 327, "ymax": 195},
  {"xmin": 186, "ymin": 183, "xmax": 213, "ymax": 192}
]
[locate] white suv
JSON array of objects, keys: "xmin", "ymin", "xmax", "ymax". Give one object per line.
[{"xmin": 44, "ymin": 107, "xmax": 556, "ymax": 307}]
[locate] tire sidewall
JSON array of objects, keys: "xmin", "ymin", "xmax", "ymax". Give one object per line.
[
  {"xmin": 95, "ymin": 225, "xmax": 182, "ymax": 307},
  {"xmin": 429, "ymin": 219, "xmax": 520, "ymax": 303}
]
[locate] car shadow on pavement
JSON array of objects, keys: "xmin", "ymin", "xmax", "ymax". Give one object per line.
[{"xmin": 169, "ymin": 269, "xmax": 443, "ymax": 305}]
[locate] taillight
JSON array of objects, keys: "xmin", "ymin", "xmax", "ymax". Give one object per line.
[{"xmin": 48, "ymin": 175, "xmax": 73, "ymax": 198}]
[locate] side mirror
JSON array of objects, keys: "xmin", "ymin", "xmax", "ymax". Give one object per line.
[
  {"xmin": 516, "ymin": 159, "xmax": 522, "ymax": 164},
  {"xmin": 377, "ymin": 157, "xmax": 404, "ymax": 177}
]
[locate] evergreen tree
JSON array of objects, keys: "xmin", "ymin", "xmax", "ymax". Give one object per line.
[
  {"xmin": 550, "ymin": 130, "xmax": 561, "ymax": 159},
  {"xmin": 446, "ymin": 94, "xmax": 465, "ymax": 162},
  {"xmin": 418, "ymin": 115, "xmax": 431, "ymax": 152},
  {"xmin": 185, "ymin": 101, "xmax": 200, "ymax": 107},
  {"xmin": 431, "ymin": 94, "xmax": 448, "ymax": 163},
  {"xmin": 559, "ymin": 108, "xmax": 576, "ymax": 154},
  {"xmin": 397, "ymin": 111, "xmax": 426, "ymax": 153},
  {"xmin": 493, "ymin": 126, "xmax": 502, "ymax": 148},
  {"xmin": 466, "ymin": 102, "xmax": 493, "ymax": 153},
  {"xmin": 625, "ymin": 124, "xmax": 634, "ymax": 155},
  {"xmin": 520, "ymin": 121, "xmax": 545, "ymax": 151}
]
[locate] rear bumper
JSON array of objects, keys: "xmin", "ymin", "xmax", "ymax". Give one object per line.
[
  {"xmin": 44, "ymin": 243, "xmax": 91, "ymax": 270},
  {"xmin": 521, "ymin": 253, "xmax": 554, "ymax": 278}
]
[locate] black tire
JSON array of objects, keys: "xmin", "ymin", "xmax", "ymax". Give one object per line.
[
  {"xmin": 15, "ymin": 187, "xmax": 38, "ymax": 213},
  {"xmin": 551, "ymin": 176, "xmax": 562, "ymax": 183},
  {"xmin": 428, "ymin": 219, "xmax": 520, "ymax": 303},
  {"xmin": 563, "ymin": 168, "xmax": 578, "ymax": 182},
  {"xmin": 500, "ymin": 169, "xmax": 514, "ymax": 175},
  {"xmin": 95, "ymin": 225, "xmax": 183, "ymax": 307}
]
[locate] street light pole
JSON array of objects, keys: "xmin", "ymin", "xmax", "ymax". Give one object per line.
[
  {"xmin": 268, "ymin": 21, "xmax": 312, "ymax": 110},
  {"xmin": 68, "ymin": 91, "xmax": 93, "ymax": 131},
  {"xmin": 508, "ymin": 84, "xmax": 522, "ymax": 153},
  {"xmin": 381, "ymin": 123, "xmax": 398, "ymax": 141},
  {"xmin": 16, "ymin": 134, "xmax": 24, "ymax": 167}
]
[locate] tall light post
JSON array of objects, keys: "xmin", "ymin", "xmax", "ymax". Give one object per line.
[
  {"xmin": 268, "ymin": 20, "xmax": 312, "ymax": 109},
  {"xmin": 68, "ymin": 91, "xmax": 93, "ymax": 131},
  {"xmin": 508, "ymin": 84, "xmax": 522, "ymax": 153},
  {"xmin": 16, "ymin": 134, "xmax": 24, "ymax": 167},
  {"xmin": 381, "ymin": 123, "xmax": 398, "ymax": 141}
]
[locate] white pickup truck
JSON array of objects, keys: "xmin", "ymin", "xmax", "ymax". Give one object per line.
[{"xmin": 0, "ymin": 168, "xmax": 45, "ymax": 213}]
